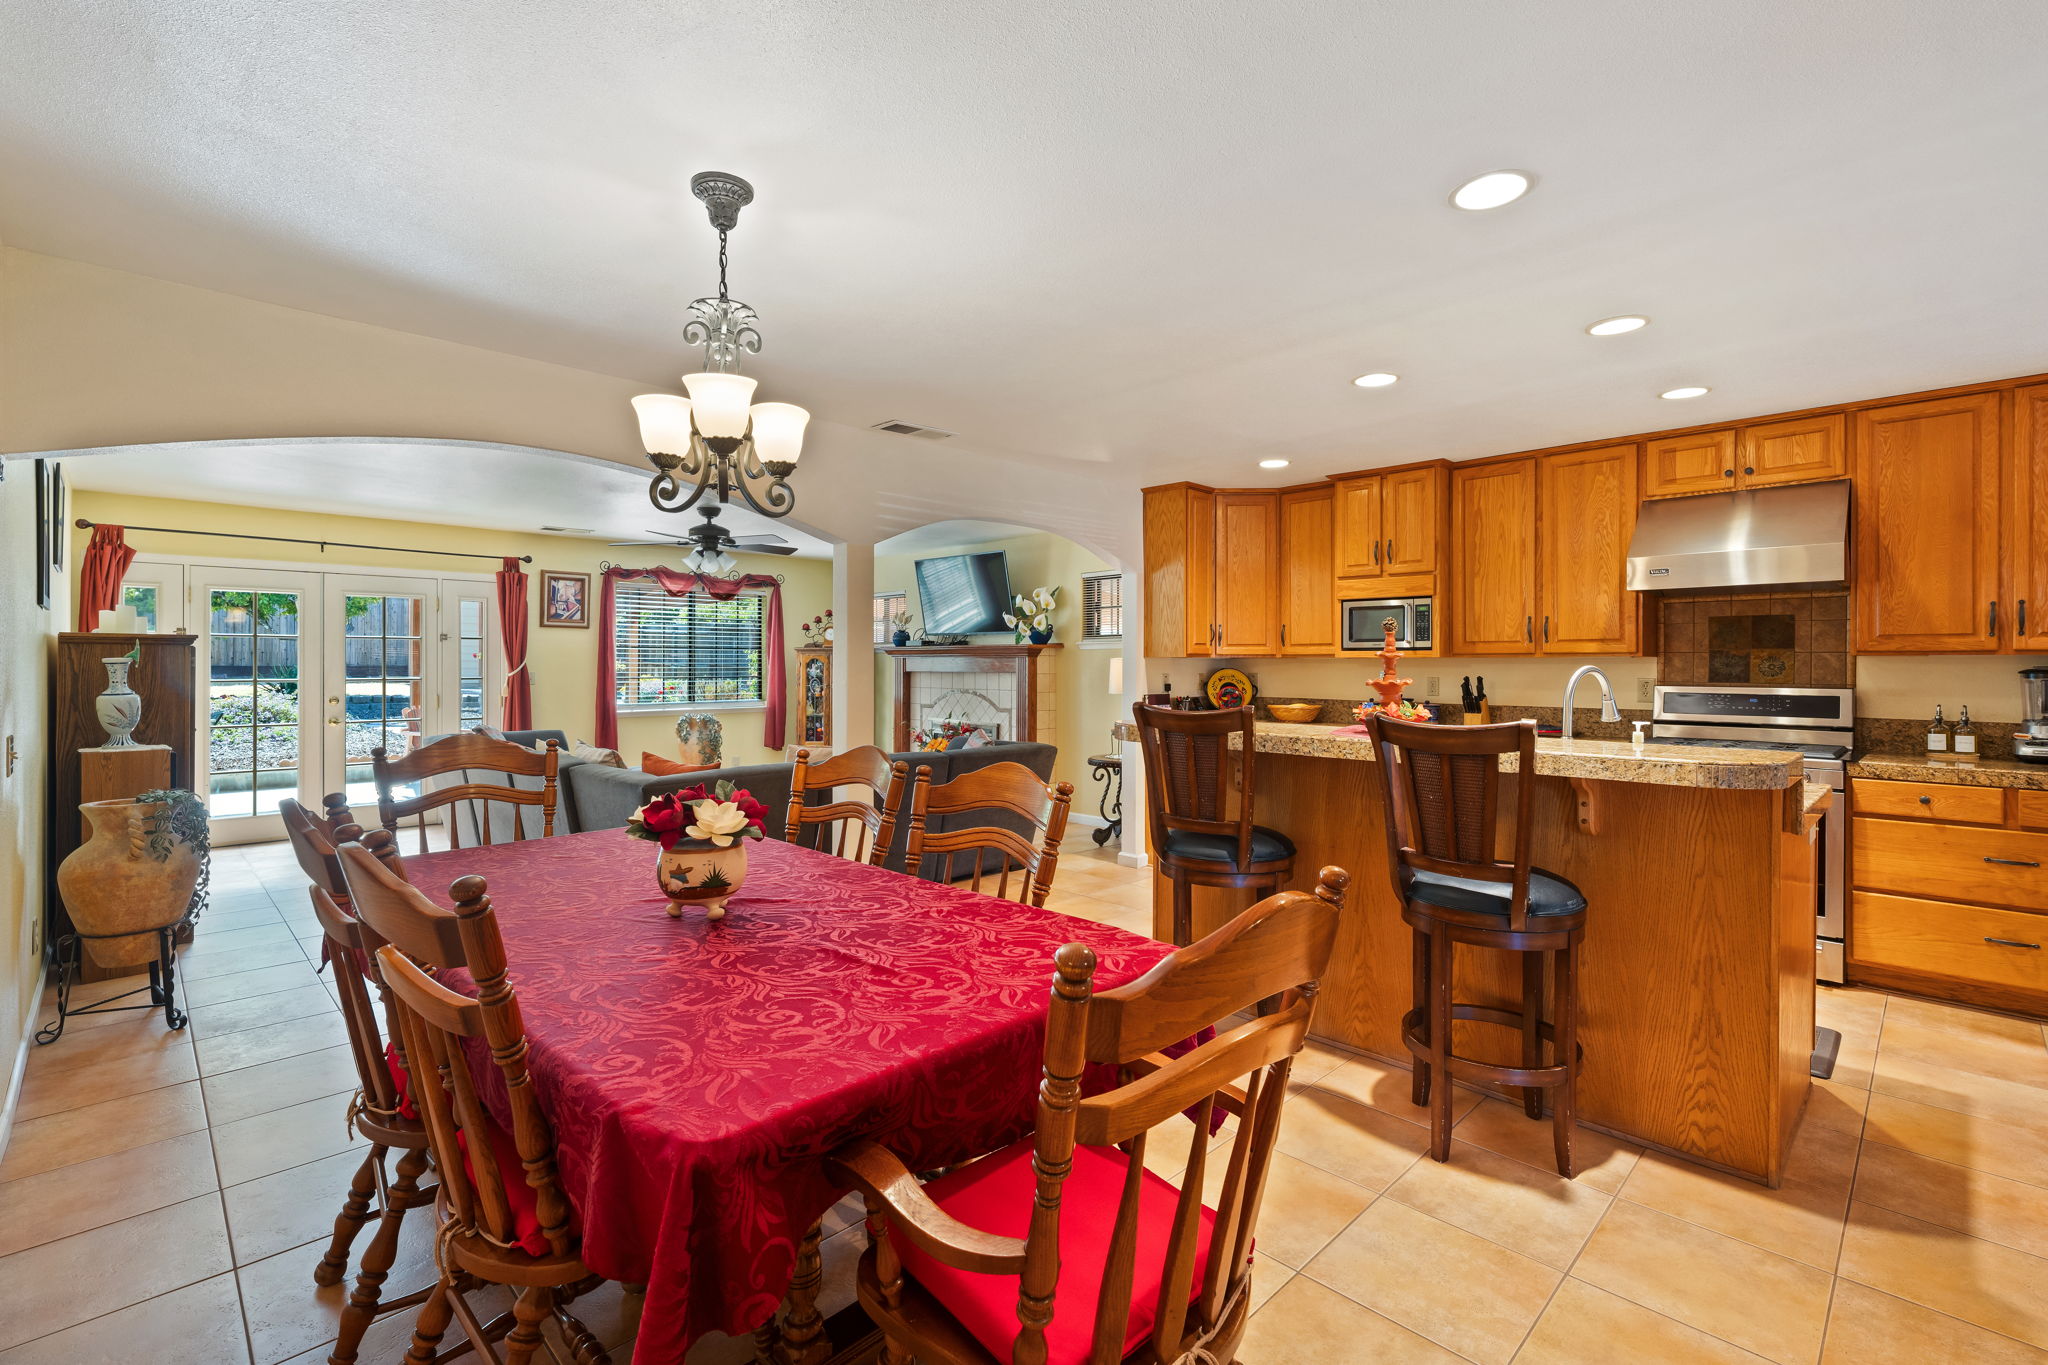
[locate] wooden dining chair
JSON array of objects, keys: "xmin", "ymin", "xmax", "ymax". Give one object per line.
[
  {"xmin": 826, "ymin": 865, "xmax": 1347, "ymax": 1365},
  {"xmin": 372, "ymin": 732, "xmax": 560, "ymax": 855},
  {"xmin": 336, "ymin": 843, "xmax": 618, "ymax": 1365},
  {"xmin": 279, "ymin": 800, "xmax": 438, "ymax": 1365},
  {"xmin": 783, "ymin": 744, "xmax": 910, "ymax": 864},
  {"xmin": 898, "ymin": 760, "xmax": 1075, "ymax": 906}
]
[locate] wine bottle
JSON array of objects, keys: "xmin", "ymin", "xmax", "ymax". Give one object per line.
[
  {"xmin": 1953, "ymin": 705, "xmax": 1978, "ymax": 757},
  {"xmin": 1926, "ymin": 705, "xmax": 1949, "ymax": 754}
]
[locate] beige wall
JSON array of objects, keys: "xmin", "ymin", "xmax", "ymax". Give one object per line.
[
  {"xmin": 68, "ymin": 491, "xmax": 835, "ymax": 769},
  {"xmin": 0, "ymin": 463, "xmax": 54, "ymax": 1131}
]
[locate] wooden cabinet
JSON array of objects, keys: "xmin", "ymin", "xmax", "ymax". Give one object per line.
[
  {"xmin": 1333, "ymin": 464, "xmax": 1442, "ymax": 581},
  {"xmin": 1213, "ymin": 492, "xmax": 1280, "ymax": 656},
  {"xmin": 1740, "ymin": 414, "xmax": 1846, "ymax": 489},
  {"xmin": 1643, "ymin": 430, "xmax": 1737, "ymax": 499},
  {"xmin": 1449, "ymin": 459, "xmax": 1537, "ymax": 654},
  {"xmin": 2012, "ymin": 385, "xmax": 2048, "ymax": 651},
  {"xmin": 1278, "ymin": 487, "xmax": 1336, "ymax": 655},
  {"xmin": 1142, "ymin": 482, "xmax": 1217, "ymax": 657},
  {"xmin": 1537, "ymin": 444, "xmax": 1640, "ymax": 653},
  {"xmin": 1333, "ymin": 476, "xmax": 1383, "ymax": 578},
  {"xmin": 1853, "ymin": 393, "xmax": 2002, "ymax": 653},
  {"xmin": 794, "ymin": 646, "xmax": 832, "ymax": 748}
]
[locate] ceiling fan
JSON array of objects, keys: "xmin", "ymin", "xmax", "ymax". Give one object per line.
[{"xmin": 609, "ymin": 505, "xmax": 797, "ymax": 575}]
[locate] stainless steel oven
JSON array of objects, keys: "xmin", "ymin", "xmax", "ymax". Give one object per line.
[{"xmin": 1341, "ymin": 595, "xmax": 1433, "ymax": 652}]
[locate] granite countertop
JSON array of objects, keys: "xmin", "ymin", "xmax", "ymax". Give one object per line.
[
  {"xmin": 1802, "ymin": 781, "xmax": 1834, "ymax": 815},
  {"xmin": 1847, "ymin": 751, "xmax": 2048, "ymax": 790},
  {"xmin": 1112, "ymin": 720, "xmax": 1803, "ymax": 790}
]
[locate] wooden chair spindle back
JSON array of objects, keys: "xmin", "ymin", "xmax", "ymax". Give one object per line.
[
  {"xmin": 372, "ymin": 733, "xmax": 559, "ymax": 855},
  {"xmin": 783, "ymin": 744, "xmax": 904, "ymax": 866},
  {"xmin": 898, "ymin": 760, "xmax": 1072, "ymax": 906}
]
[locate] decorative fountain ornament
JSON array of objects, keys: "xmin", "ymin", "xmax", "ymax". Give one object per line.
[{"xmin": 1353, "ymin": 617, "xmax": 1435, "ymax": 723}]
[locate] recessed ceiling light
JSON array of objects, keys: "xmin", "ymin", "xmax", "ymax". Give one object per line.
[
  {"xmin": 1450, "ymin": 170, "xmax": 1533, "ymax": 211},
  {"xmin": 1353, "ymin": 372, "xmax": 1399, "ymax": 388},
  {"xmin": 1586, "ymin": 315, "xmax": 1649, "ymax": 336},
  {"xmin": 1660, "ymin": 386, "xmax": 1710, "ymax": 400},
  {"xmin": 1258, "ymin": 458, "xmax": 1291, "ymax": 469}
]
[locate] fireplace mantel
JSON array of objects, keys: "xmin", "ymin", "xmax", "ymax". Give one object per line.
[
  {"xmin": 887, "ymin": 643, "xmax": 1063, "ymax": 750},
  {"xmin": 881, "ymin": 644, "xmax": 1063, "ymax": 660}
]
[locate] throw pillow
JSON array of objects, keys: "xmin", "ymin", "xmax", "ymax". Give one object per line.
[
  {"xmin": 642, "ymin": 753, "xmax": 717, "ymax": 777},
  {"xmin": 571, "ymin": 740, "xmax": 626, "ymax": 768}
]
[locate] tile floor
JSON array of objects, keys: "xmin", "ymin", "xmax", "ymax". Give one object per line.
[{"xmin": 4, "ymin": 837, "xmax": 2047, "ymax": 1363}]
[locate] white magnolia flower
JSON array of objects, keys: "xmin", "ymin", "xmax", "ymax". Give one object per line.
[{"xmin": 685, "ymin": 799, "xmax": 753, "ymax": 847}]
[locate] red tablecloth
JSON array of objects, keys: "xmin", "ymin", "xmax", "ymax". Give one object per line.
[{"xmin": 404, "ymin": 828, "xmax": 1173, "ymax": 1363}]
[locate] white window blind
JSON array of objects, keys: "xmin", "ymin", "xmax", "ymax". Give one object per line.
[
  {"xmin": 873, "ymin": 591, "xmax": 906, "ymax": 643},
  {"xmin": 613, "ymin": 585, "xmax": 765, "ymax": 708},
  {"xmin": 1082, "ymin": 572, "xmax": 1124, "ymax": 639}
]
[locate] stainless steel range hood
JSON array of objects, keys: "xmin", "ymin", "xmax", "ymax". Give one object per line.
[{"xmin": 1625, "ymin": 479, "xmax": 1848, "ymax": 591}]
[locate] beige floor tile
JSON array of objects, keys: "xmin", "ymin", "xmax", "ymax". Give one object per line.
[
  {"xmin": 1451, "ymin": 1097, "xmax": 1642, "ymax": 1194},
  {"xmin": 15, "ymin": 1038, "xmax": 200, "ymax": 1121},
  {"xmin": 1384, "ymin": 1138, "xmax": 1611, "ymax": 1270},
  {"xmin": 1572, "ymin": 1200, "xmax": 1832, "ymax": 1365},
  {"xmin": 1814, "ymin": 986, "xmax": 1887, "ymax": 1034},
  {"xmin": 1879, "ymin": 995, "xmax": 2047, "ymax": 1047},
  {"xmin": 192, "ymin": 922, "xmax": 303, "ymax": 952},
  {"xmin": 235, "ymin": 1208, "xmax": 441, "ymax": 1365},
  {"xmin": 1237, "ymin": 1273, "xmax": 1464, "ymax": 1365},
  {"xmin": 1801, "ymin": 1078, "xmax": 1869, "ymax": 1137},
  {"xmin": 1291, "ymin": 1038, "xmax": 1361, "ymax": 1085},
  {"xmin": 200, "ymin": 905, "xmax": 289, "ymax": 933},
  {"xmin": 0, "ymin": 1195, "xmax": 233, "ymax": 1352},
  {"xmin": 1615, "ymin": 1119, "xmax": 1857, "ymax": 1269},
  {"xmin": 0, "ymin": 1080, "xmax": 208, "ymax": 1181},
  {"xmin": 186, "ymin": 984, "xmax": 338, "ymax": 1041},
  {"xmin": 223, "ymin": 1147, "xmax": 384, "ymax": 1266},
  {"xmin": 23, "ymin": 1012, "xmax": 191, "ymax": 1076},
  {"xmin": 1873, "ymin": 1051, "xmax": 2048, "ymax": 1129},
  {"xmin": 1314, "ymin": 1054, "xmax": 1483, "ymax": 1128},
  {"xmin": 1839, "ymin": 1201, "xmax": 2048, "ymax": 1350},
  {"xmin": 0, "ymin": 1271, "xmax": 251, "ymax": 1365},
  {"xmin": 1304, "ymin": 1198, "xmax": 1559, "ymax": 1365},
  {"xmin": 1246, "ymin": 1250, "xmax": 1289, "ymax": 1314},
  {"xmin": 196, "ymin": 1010, "xmax": 353, "ymax": 1077},
  {"xmin": 1275, "ymin": 1084, "xmax": 1431, "ymax": 1191},
  {"xmin": 201, "ymin": 1043, "xmax": 361, "ymax": 1126},
  {"xmin": 212, "ymin": 1090, "xmax": 363, "ymax": 1186},
  {"xmin": 0, "ymin": 1130, "xmax": 220, "ymax": 1258},
  {"xmin": 180, "ymin": 961, "xmax": 323, "ymax": 1009},
  {"xmin": 1517, "ymin": 1277, "xmax": 1773, "ymax": 1364},
  {"xmin": 1878, "ymin": 1018, "xmax": 2048, "ymax": 1091},
  {"xmin": 1852, "ymin": 1141, "xmax": 2048, "ymax": 1260},
  {"xmin": 1863, "ymin": 1090, "xmax": 2048, "ymax": 1189},
  {"xmin": 1197, "ymin": 1149, "xmax": 1374, "ymax": 1269},
  {"xmin": 179, "ymin": 938, "xmax": 315, "ymax": 983},
  {"xmin": 1821, "ymin": 1279, "xmax": 2048, "ymax": 1363}
]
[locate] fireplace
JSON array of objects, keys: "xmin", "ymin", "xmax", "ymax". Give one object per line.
[{"xmin": 885, "ymin": 644, "xmax": 1060, "ymax": 751}]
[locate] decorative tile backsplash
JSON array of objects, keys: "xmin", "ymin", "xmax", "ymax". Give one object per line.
[{"xmin": 1658, "ymin": 588, "xmax": 1852, "ymax": 688}]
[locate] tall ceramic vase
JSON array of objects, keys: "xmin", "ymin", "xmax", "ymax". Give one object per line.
[
  {"xmin": 57, "ymin": 798, "xmax": 202, "ymax": 968},
  {"xmin": 95, "ymin": 657, "xmax": 143, "ymax": 748},
  {"xmin": 655, "ymin": 842, "xmax": 749, "ymax": 921}
]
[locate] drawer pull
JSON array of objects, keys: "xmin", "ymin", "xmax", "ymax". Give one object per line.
[
  {"xmin": 1983, "ymin": 937, "xmax": 2042, "ymax": 949},
  {"xmin": 1918, "ymin": 795, "xmax": 1932, "ymax": 805},
  {"xmin": 1983, "ymin": 857, "xmax": 2041, "ymax": 868}
]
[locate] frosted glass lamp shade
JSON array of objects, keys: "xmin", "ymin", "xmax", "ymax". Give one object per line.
[
  {"xmin": 749, "ymin": 402, "xmax": 810, "ymax": 466},
  {"xmin": 681, "ymin": 372, "xmax": 758, "ymax": 440},
  {"xmin": 631, "ymin": 394, "xmax": 695, "ymax": 455}
]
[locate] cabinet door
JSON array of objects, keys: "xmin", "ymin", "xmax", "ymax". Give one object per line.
[
  {"xmin": 1278, "ymin": 487, "xmax": 1336, "ymax": 655},
  {"xmin": 1853, "ymin": 393, "xmax": 2001, "ymax": 653},
  {"xmin": 2012, "ymin": 385, "xmax": 2048, "ymax": 651},
  {"xmin": 1643, "ymin": 431, "xmax": 1737, "ymax": 498},
  {"xmin": 1449, "ymin": 460, "xmax": 1537, "ymax": 654},
  {"xmin": 1142, "ymin": 484, "xmax": 1216, "ymax": 657},
  {"xmin": 1537, "ymin": 445, "xmax": 1640, "ymax": 653},
  {"xmin": 1333, "ymin": 476, "xmax": 1383, "ymax": 578},
  {"xmin": 1383, "ymin": 466, "xmax": 1440, "ymax": 575},
  {"xmin": 1214, "ymin": 492, "xmax": 1280, "ymax": 656},
  {"xmin": 1739, "ymin": 414, "xmax": 1846, "ymax": 489}
]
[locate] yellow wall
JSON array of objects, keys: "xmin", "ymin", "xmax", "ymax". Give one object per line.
[
  {"xmin": 68, "ymin": 491, "xmax": 835, "ymax": 769},
  {"xmin": 875, "ymin": 531, "xmax": 1122, "ymax": 800},
  {"xmin": 0, "ymin": 462, "xmax": 55, "ymax": 1128}
]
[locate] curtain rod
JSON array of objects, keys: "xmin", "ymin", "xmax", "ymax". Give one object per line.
[{"xmin": 75, "ymin": 518, "xmax": 532, "ymax": 564}]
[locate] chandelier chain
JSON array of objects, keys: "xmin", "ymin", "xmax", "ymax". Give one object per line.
[{"xmin": 717, "ymin": 231, "xmax": 730, "ymax": 305}]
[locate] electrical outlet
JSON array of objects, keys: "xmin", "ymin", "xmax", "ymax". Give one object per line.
[
  {"xmin": 1637, "ymin": 678, "xmax": 1655, "ymax": 704},
  {"xmin": 1425, "ymin": 676, "xmax": 1441, "ymax": 697}
]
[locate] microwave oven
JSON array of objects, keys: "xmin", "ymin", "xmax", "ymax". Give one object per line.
[{"xmin": 1342, "ymin": 596, "xmax": 1433, "ymax": 651}]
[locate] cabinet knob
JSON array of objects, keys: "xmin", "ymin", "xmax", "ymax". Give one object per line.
[
  {"xmin": 1723, "ymin": 468, "xmax": 1735, "ymax": 478},
  {"xmin": 1918, "ymin": 795, "xmax": 1932, "ymax": 805},
  {"xmin": 1743, "ymin": 466, "xmax": 1755, "ymax": 475}
]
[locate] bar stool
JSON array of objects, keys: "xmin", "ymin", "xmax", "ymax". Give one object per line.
[
  {"xmin": 1363, "ymin": 714, "xmax": 1586, "ymax": 1178},
  {"xmin": 1133, "ymin": 704, "xmax": 1295, "ymax": 946}
]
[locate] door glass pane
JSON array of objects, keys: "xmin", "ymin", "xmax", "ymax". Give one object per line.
[
  {"xmin": 207, "ymin": 588, "xmax": 303, "ymax": 818},
  {"xmin": 343, "ymin": 594, "xmax": 426, "ymax": 804},
  {"xmin": 459, "ymin": 598, "xmax": 486, "ymax": 725},
  {"xmin": 121, "ymin": 585, "xmax": 159, "ymax": 632}
]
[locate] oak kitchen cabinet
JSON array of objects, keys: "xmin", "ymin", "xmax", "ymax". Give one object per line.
[
  {"xmin": 1447, "ymin": 459, "xmax": 1537, "ymax": 653},
  {"xmin": 1278, "ymin": 485, "xmax": 1336, "ymax": 655},
  {"xmin": 1142, "ymin": 482, "xmax": 1280, "ymax": 658},
  {"xmin": 2012, "ymin": 384, "xmax": 2048, "ymax": 651},
  {"xmin": 1333, "ymin": 464, "xmax": 1442, "ymax": 580},
  {"xmin": 1214, "ymin": 491, "xmax": 1280, "ymax": 656},
  {"xmin": 1642, "ymin": 415, "xmax": 1846, "ymax": 500}
]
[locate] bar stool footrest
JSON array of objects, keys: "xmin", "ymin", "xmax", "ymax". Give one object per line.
[{"xmin": 1400, "ymin": 1008, "xmax": 1584, "ymax": 1091}]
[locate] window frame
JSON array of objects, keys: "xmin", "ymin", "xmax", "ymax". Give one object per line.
[
  {"xmin": 873, "ymin": 590, "xmax": 908, "ymax": 645},
  {"xmin": 1080, "ymin": 571, "xmax": 1125, "ymax": 641},
  {"xmin": 612, "ymin": 581, "xmax": 770, "ymax": 714}
]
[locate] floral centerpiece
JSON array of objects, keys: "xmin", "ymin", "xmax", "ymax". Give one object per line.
[
  {"xmin": 1003, "ymin": 586, "xmax": 1060, "ymax": 644},
  {"xmin": 627, "ymin": 780, "xmax": 769, "ymax": 920}
]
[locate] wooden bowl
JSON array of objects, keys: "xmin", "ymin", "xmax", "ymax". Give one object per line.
[{"xmin": 1266, "ymin": 702, "xmax": 1323, "ymax": 724}]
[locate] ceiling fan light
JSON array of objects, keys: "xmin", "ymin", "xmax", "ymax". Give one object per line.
[
  {"xmin": 681, "ymin": 372, "xmax": 758, "ymax": 440},
  {"xmin": 631, "ymin": 394, "xmax": 694, "ymax": 456},
  {"xmin": 749, "ymin": 402, "xmax": 810, "ymax": 467}
]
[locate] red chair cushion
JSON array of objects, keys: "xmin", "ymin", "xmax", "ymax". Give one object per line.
[
  {"xmin": 382, "ymin": 1042, "xmax": 419, "ymax": 1120},
  {"xmin": 454, "ymin": 1116, "xmax": 557, "ymax": 1257},
  {"xmin": 892, "ymin": 1138, "xmax": 1217, "ymax": 1365}
]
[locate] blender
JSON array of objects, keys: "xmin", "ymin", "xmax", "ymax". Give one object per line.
[{"xmin": 2018, "ymin": 668, "xmax": 2048, "ymax": 763}]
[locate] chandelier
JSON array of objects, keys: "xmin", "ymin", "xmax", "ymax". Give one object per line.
[{"xmin": 632, "ymin": 172, "xmax": 809, "ymax": 534}]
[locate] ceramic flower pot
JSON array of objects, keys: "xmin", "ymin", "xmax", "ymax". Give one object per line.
[
  {"xmin": 892, "ymin": 629, "xmax": 911, "ymax": 647},
  {"xmin": 1028, "ymin": 628, "xmax": 1053, "ymax": 645},
  {"xmin": 655, "ymin": 841, "xmax": 749, "ymax": 920},
  {"xmin": 58, "ymin": 798, "xmax": 202, "ymax": 968},
  {"xmin": 95, "ymin": 657, "xmax": 143, "ymax": 748}
]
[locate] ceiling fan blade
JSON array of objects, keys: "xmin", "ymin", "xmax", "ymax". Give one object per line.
[
  {"xmin": 608, "ymin": 539, "xmax": 685, "ymax": 547},
  {"xmin": 733, "ymin": 542, "xmax": 799, "ymax": 555}
]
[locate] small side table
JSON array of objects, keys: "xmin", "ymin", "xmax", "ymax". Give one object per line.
[{"xmin": 1086, "ymin": 753, "xmax": 1123, "ymax": 847}]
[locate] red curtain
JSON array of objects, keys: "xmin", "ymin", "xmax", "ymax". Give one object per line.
[
  {"xmin": 596, "ymin": 566, "xmax": 787, "ymax": 753},
  {"xmin": 76, "ymin": 524, "xmax": 138, "ymax": 632},
  {"xmin": 496, "ymin": 557, "xmax": 533, "ymax": 730}
]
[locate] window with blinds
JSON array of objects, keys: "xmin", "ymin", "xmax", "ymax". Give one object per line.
[
  {"xmin": 1081, "ymin": 572, "xmax": 1124, "ymax": 639},
  {"xmin": 613, "ymin": 585, "xmax": 765, "ymax": 708},
  {"xmin": 873, "ymin": 591, "xmax": 906, "ymax": 644}
]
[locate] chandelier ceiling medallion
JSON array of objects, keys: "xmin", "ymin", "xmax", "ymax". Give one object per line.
[{"xmin": 631, "ymin": 171, "xmax": 809, "ymax": 574}]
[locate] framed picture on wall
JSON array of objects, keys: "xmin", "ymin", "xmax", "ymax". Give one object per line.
[
  {"xmin": 48, "ymin": 463, "xmax": 66, "ymax": 570},
  {"xmin": 540, "ymin": 570, "xmax": 590, "ymax": 628},
  {"xmin": 32, "ymin": 459, "xmax": 51, "ymax": 609}
]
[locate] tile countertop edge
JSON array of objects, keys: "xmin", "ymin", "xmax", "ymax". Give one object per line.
[
  {"xmin": 1112, "ymin": 720, "xmax": 1802, "ymax": 790},
  {"xmin": 1846, "ymin": 751, "xmax": 2048, "ymax": 791}
]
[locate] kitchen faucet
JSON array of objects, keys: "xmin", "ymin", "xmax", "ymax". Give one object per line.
[{"xmin": 1561, "ymin": 664, "xmax": 1622, "ymax": 740}]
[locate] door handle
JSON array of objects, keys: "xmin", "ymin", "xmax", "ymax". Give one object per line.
[
  {"xmin": 1525, "ymin": 615, "xmax": 1533, "ymax": 643},
  {"xmin": 1984, "ymin": 937, "xmax": 2042, "ymax": 949},
  {"xmin": 1280, "ymin": 623, "xmax": 1287, "ymax": 647},
  {"xmin": 1983, "ymin": 856, "xmax": 2040, "ymax": 868},
  {"xmin": 1385, "ymin": 538, "xmax": 1393, "ymax": 565},
  {"xmin": 1989, "ymin": 600, "xmax": 1998, "ymax": 637},
  {"xmin": 1543, "ymin": 615, "xmax": 1551, "ymax": 642},
  {"xmin": 327, "ymin": 717, "xmax": 342, "ymax": 726},
  {"xmin": 1373, "ymin": 539, "xmax": 1381, "ymax": 565},
  {"xmin": 2022, "ymin": 600, "xmax": 2030, "ymax": 637}
]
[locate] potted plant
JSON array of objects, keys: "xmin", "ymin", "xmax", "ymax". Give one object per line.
[
  {"xmin": 55, "ymin": 787, "xmax": 210, "ymax": 969},
  {"xmin": 627, "ymin": 780, "xmax": 769, "ymax": 920},
  {"xmin": 890, "ymin": 605, "xmax": 913, "ymax": 648},
  {"xmin": 1003, "ymin": 586, "xmax": 1060, "ymax": 645}
]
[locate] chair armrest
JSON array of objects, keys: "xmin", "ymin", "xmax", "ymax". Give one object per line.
[
  {"xmin": 1128, "ymin": 1051, "xmax": 1249, "ymax": 1118},
  {"xmin": 824, "ymin": 1140, "xmax": 1026, "ymax": 1276}
]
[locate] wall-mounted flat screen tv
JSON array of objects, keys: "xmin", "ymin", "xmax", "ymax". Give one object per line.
[{"xmin": 914, "ymin": 551, "xmax": 1013, "ymax": 635}]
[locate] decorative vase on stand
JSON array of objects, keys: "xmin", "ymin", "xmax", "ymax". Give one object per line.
[
  {"xmin": 95, "ymin": 657, "xmax": 143, "ymax": 748},
  {"xmin": 655, "ymin": 842, "xmax": 750, "ymax": 920},
  {"xmin": 1028, "ymin": 628, "xmax": 1053, "ymax": 646}
]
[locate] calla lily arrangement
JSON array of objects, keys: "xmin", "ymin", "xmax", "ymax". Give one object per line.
[
  {"xmin": 1001, "ymin": 585, "xmax": 1060, "ymax": 643},
  {"xmin": 626, "ymin": 780, "xmax": 770, "ymax": 850}
]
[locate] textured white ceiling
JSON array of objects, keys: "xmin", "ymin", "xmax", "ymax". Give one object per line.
[{"xmin": 5, "ymin": 2, "xmax": 2047, "ymax": 486}]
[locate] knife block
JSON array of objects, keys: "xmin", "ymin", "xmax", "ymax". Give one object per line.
[{"xmin": 1461, "ymin": 702, "xmax": 1493, "ymax": 725}]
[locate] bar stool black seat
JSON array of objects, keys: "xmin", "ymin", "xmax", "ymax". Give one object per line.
[
  {"xmin": 1363, "ymin": 714, "xmax": 1587, "ymax": 1178},
  {"xmin": 1134, "ymin": 704, "xmax": 1296, "ymax": 946}
]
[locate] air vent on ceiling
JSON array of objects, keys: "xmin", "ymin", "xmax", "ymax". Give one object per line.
[{"xmin": 871, "ymin": 419, "xmax": 955, "ymax": 440}]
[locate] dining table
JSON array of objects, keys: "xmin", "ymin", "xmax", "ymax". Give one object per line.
[{"xmin": 400, "ymin": 826, "xmax": 1177, "ymax": 1365}]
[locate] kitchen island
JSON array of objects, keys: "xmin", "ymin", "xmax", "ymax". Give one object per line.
[{"xmin": 1127, "ymin": 720, "xmax": 1826, "ymax": 1185}]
